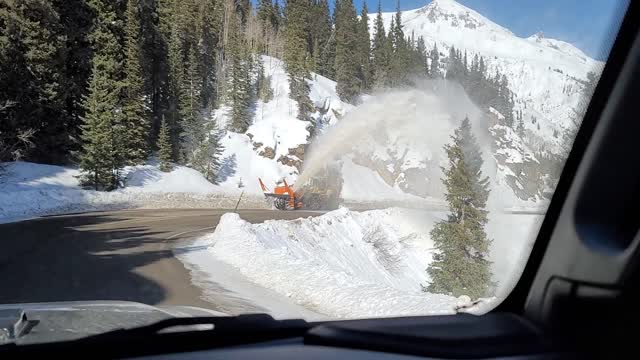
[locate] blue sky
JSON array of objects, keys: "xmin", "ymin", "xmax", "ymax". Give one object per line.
[{"xmin": 358, "ymin": 0, "xmax": 628, "ymax": 60}]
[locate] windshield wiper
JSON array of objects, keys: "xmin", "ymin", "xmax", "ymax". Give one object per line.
[{"xmin": 0, "ymin": 314, "xmax": 310, "ymax": 358}]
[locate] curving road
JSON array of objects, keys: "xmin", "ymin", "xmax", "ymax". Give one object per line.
[{"xmin": 0, "ymin": 209, "xmax": 322, "ymax": 313}]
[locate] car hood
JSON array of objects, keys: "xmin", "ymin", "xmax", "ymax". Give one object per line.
[{"xmin": 0, "ymin": 301, "xmax": 227, "ymax": 345}]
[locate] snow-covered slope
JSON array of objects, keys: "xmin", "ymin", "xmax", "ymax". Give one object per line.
[
  {"xmin": 214, "ymin": 56, "xmax": 353, "ymax": 194},
  {"xmin": 0, "ymin": 161, "xmax": 266, "ymax": 222},
  {"xmin": 368, "ymin": 0, "xmax": 603, "ymax": 152}
]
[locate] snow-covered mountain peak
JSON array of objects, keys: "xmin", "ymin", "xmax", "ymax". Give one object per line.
[
  {"xmin": 415, "ymin": 0, "xmax": 513, "ymax": 36},
  {"xmin": 526, "ymin": 33, "xmax": 590, "ymax": 62},
  {"xmin": 368, "ymin": 1, "xmax": 604, "ymax": 157},
  {"xmin": 531, "ymin": 31, "xmax": 545, "ymax": 40}
]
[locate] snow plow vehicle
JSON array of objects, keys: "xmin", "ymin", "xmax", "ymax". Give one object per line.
[
  {"xmin": 259, "ymin": 178, "xmax": 302, "ymax": 210},
  {"xmin": 258, "ymin": 166, "xmax": 342, "ymax": 211}
]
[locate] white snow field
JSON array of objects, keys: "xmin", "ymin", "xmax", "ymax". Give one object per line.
[
  {"xmin": 0, "ymin": 161, "xmax": 267, "ymax": 223},
  {"xmin": 181, "ymin": 207, "xmax": 541, "ymax": 319}
]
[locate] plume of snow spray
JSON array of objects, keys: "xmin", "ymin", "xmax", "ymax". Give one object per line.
[{"xmin": 295, "ymin": 81, "xmax": 488, "ymax": 192}]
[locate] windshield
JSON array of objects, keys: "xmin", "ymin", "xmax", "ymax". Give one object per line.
[{"xmin": 0, "ymin": 0, "xmax": 629, "ymax": 339}]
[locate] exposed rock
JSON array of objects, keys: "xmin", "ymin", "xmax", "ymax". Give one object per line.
[
  {"xmin": 278, "ymin": 155, "xmax": 303, "ymax": 170},
  {"xmin": 252, "ymin": 141, "xmax": 263, "ymax": 151},
  {"xmin": 259, "ymin": 147, "xmax": 276, "ymax": 159},
  {"xmin": 288, "ymin": 144, "xmax": 305, "ymax": 160},
  {"xmin": 397, "ymin": 168, "xmax": 431, "ymax": 198}
]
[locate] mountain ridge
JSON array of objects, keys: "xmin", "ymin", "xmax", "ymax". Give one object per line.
[{"xmin": 368, "ymin": 0, "xmax": 603, "ymax": 154}]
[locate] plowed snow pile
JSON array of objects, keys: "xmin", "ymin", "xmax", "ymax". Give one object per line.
[
  {"xmin": 199, "ymin": 208, "xmax": 471, "ymax": 318},
  {"xmin": 0, "ymin": 161, "xmax": 267, "ymax": 223}
]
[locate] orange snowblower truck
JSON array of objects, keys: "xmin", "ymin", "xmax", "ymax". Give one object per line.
[{"xmin": 258, "ymin": 178, "xmax": 303, "ymax": 210}]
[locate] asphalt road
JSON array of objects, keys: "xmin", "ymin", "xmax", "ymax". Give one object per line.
[{"xmin": 0, "ymin": 209, "xmax": 322, "ymax": 313}]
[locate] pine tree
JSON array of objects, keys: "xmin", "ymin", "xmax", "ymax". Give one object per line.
[
  {"xmin": 79, "ymin": 62, "xmax": 121, "ymax": 190},
  {"xmin": 371, "ymin": 1, "xmax": 391, "ymax": 87},
  {"xmin": 517, "ymin": 116, "xmax": 525, "ymax": 138},
  {"xmin": 446, "ymin": 45, "xmax": 459, "ymax": 80},
  {"xmin": 157, "ymin": 116, "xmax": 173, "ymax": 172},
  {"xmin": 416, "ymin": 36, "xmax": 428, "ymax": 75},
  {"xmin": 122, "ymin": 0, "xmax": 150, "ymax": 165},
  {"xmin": 307, "ymin": 0, "xmax": 334, "ymax": 78},
  {"xmin": 166, "ymin": 23, "xmax": 183, "ymax": 160},
  {"xmin": 426, "ymin": 117, "xmax": 492, "ymax": 300},
  {"xmin": 273, "ymin": 0, "xmax": 284, "ymax": 30},
  {"xmin": 334, "ymin": 0, "xmax": 361, "ymax": 102},
  {"xmin": 356, "ymin": 2, "xmax": 372, "ymax": 91},
  {"xmin": 198, "ymin": 117, "xmax": 225, "ymax": 183},
  {"xmin": 284, "ymin": 0, "xmax": 314, "ymax": 121},
  {"xmin": 0, "ymin": 0, "xmax": 67, "ymax": 162},
  {"xmin": 55, "ymin": 0, "xmax": 94, "ymax": 159},
  {"xmin": 227, "ymin": 14, "xmax": 253, "ymax": 133},
  {"xmin": 78, "ymin": 0, "xmax": 127, "ymax": 190},
  {"xmin": 199, "ymin": 0, "xmax": 222, "ymax": 111},
  {"xmin": 257, "ymin": 0, "xmax": 275, "ymax": 29},
  {"xmin": 256, "ymin": 59, "xmax": 274, "ymax": 102},
  {"xmin": 388, "ymin": 0, "xmax": 409, "ymax": 86},
  {"xmin": 87, "ymin": 0, "xmax": 124, "ymax": 87},
  {"xmin": 429, "ymin": 44, "xmax": 441, "ymax": 78},
  {"xmin": 179, "ymin": 47, "xmax": 204, "ymax": 161}
]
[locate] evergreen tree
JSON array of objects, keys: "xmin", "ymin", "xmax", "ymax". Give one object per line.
[
  {"xmin": 79, "ymin": 62, "xmax": 121, "ymax": 190},
  {"xmin": 256, "ymin": 59, "xmax": 274, "ymax": 102},
  {"xmin": 257, "ymin": 0, "xmax": 275, "ymax": 28},
  {"xmin": 386, "ymin": 0, "xmax": 412, "ymax": 86},
  {"xmin": 356, "ymin": 2, "xmax": 372, "ymax": 91},
  {"xmin": 426, "ymin": 118, "xmax": 492, "ymax": 299},
  {"xmin": 273, "ymin": 0, "xmax": 284, "ymax": 31},
  {"xmin": 284, "ymin": 0, "xmax": 314, "ymax": 121},
  {"xmin": 334, "ymin": 0, "xmax": 361, "ymax": 102},
  {"xmin": 227, "ymin": 15, "xmax": 253, "ymax": 133},
  {"xmin": 198, "ymin": 0, "xmax": 222, "ymax": 111},
  {"xmin": 308, "ymin": 0, "xmax": 334, "ymax": 78},
  {"xmin": 197, "ymin": 117, "xmax": 225, "ymax": 183},
  {"xmin": 0, "ymin": 0, "xmax": 67, "ymax": 162},
  {"xmin": 320, "ymin": 0, "xmax": 335, "ymax": 77},
  {"xmin": 55, "ymin": 0, "xmax": 94, "ymax": 159},
  {"xmin": 87, "ymin": 0, "xmax": 124, "ymax": 87},
  {"xmin": 429, "ymin": 43, "xmax": 441, "ymax": 78},
  {"xmin": 416, "ymin": 36, "xmax": 428, "ymax": 75},
  {"xmin": 77, "ymin": 0, "xmax": 127, "ymax": 189},
  {"xmin": 166, "ymin": 19, "xmax": 185, "ymax": 160},
  {"xmin": 517, "ymin": 115, "xmax": 525, "ymax": 138},
  {"xmin": 157, "ymin": 116, "xmax": 173, "ymax": 172},
  {"xmin": 122, "ymin": 0, "xmax": 150, "ymax": 165},
  {"xmin": 371, "ymin": 1, "xmax": 391, "ymax": 87},
  {"xmin": 445, "ymin": 45, "xmax": 460, "ymax": 80},
  {"xmin": 179, "ymin": 47, "xmax": 204, "ymax": 161}
]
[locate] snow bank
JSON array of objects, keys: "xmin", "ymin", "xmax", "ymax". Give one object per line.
[
  {"xmin": 123, "ymin": 164, "xmax": 223, "ymax": 193},
  {"xmin": 197, "ymin": 208, "xmax": 469, "ymax": 318},
  {"xmin": 184, "ymin": 207, "xmax": 541, "ymax": 318},
  {"xmin": 0, "ymin": 161, "xmax": 268, "ymax": 223}
]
